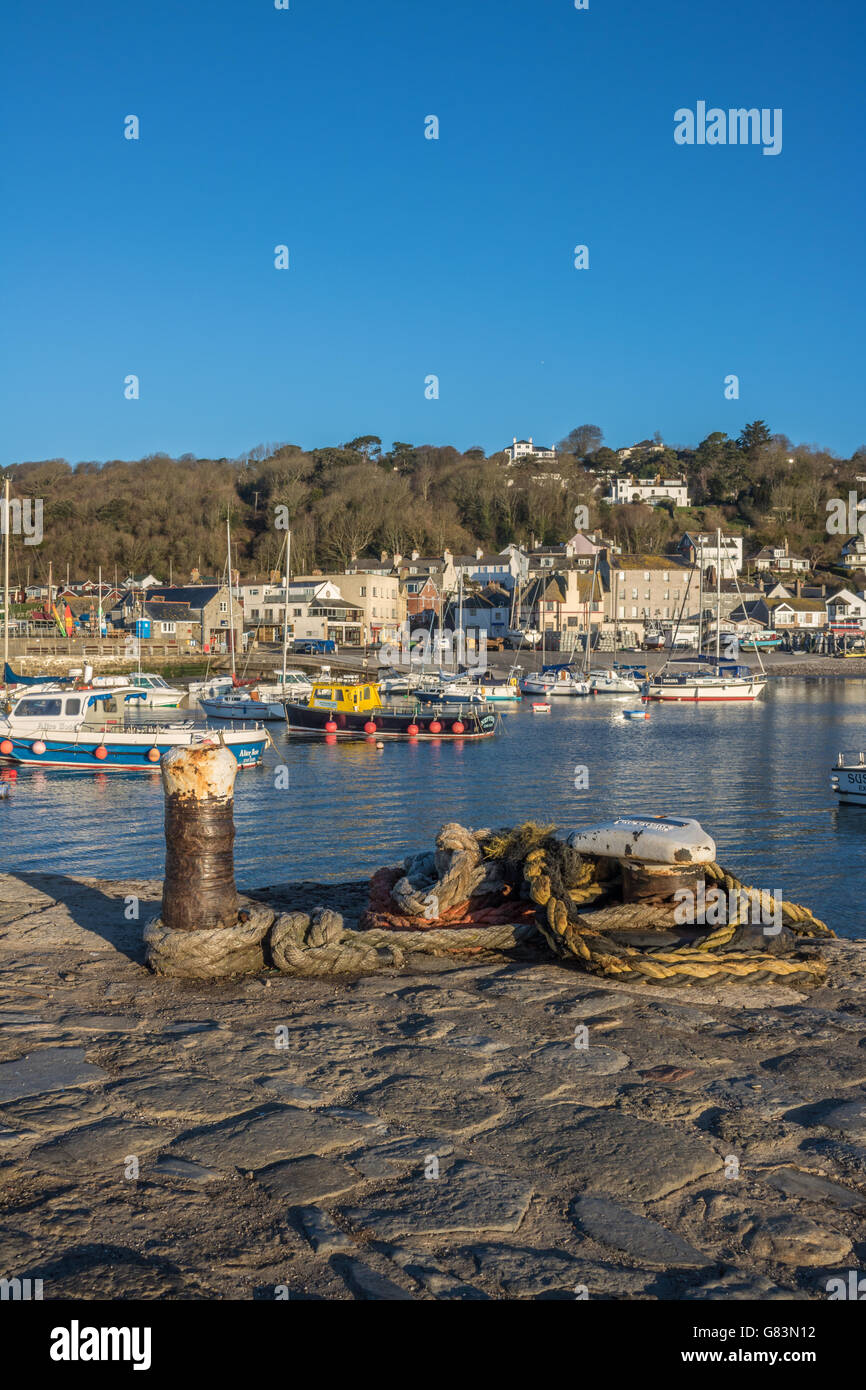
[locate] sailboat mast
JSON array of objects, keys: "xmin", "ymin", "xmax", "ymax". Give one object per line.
[
  {"xmin": 698, "ymin": 537, "xmax": 703, "ymax": 654},
  {"xmin": 3, "ymin": 479, "xmax": 10, "ymax": 678},
  {"xmin": 281, "ymin": 528, "xmax": 291, "ymax": 683},
  {"xmin": 226, "ymin": 516, "xmax": 236, "ymax": 677},
  {"xmin": 715, "ymin": 527, "xmax": 721, "ymax": 663},
  {"xmin": 583, "ymin": 549, "xmax": 599, "ymax": 676}
]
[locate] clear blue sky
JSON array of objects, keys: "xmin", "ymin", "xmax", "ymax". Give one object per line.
[{"xmin": 3, "ymin": 0, "xmax": 864, "ymax": 464}]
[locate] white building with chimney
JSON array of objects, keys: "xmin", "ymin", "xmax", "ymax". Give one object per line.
[
  {"xmin": 606, "ymin": 476, "xmax": 690, "ymax": 507},
  {"xmin": 504, "ymin": 437, "xmax": 557, "ymax": 466}
]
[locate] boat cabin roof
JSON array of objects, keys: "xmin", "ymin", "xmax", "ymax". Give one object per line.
[
  {"xmin": 11, "ymin": 687, "xmax": 149, "ymax": 720},
  {"xmin": 309, "ymin": 682, "xmax": 382, "ymax": 711}
]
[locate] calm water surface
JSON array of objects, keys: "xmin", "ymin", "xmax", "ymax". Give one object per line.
[{"xmin": 2, "ymin": 680, "xmax": 864, "ymax": 937}]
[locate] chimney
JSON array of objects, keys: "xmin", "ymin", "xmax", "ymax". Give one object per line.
[
  {"xmin": 529, "ymin": 436, "xmax": 533, "ymax": 446},
  {"xmin": 513, "ymin": 436, "xmax": 517, "ymax": 446},
  {"xmin": 475, "ymin": 546, "xmax": 483, "ymax": 560},
  {"xmin": 795, "ymin": 579, "xmax": 802, "ymax": 597},
  {"xmin": 380, "ymin": 551, "xmax": 388, "ymax": 563},
  {"xmin": 411, "ymin": 549, "xmax": 419, "ymax": 561},
  {"xmin": 392, "ymin": 552, "xmax": 402, "ymax": 567}
]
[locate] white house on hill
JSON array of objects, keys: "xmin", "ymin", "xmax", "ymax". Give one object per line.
[
  {"xmin": 606, "ymin": 476, "xmax": 690, "ymax": 508},
  {"xmin": 504, "ymin": 437, "xmax": 556, "ymax": 466}
]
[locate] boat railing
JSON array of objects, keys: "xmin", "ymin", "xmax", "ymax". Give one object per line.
[{"xmin": 836, "ymin": 751, "xmax": 866, "ymax": 766}]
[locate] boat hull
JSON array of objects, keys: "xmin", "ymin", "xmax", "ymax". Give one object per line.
[
  {"xmin": 832, "ymin": 765, "xmax": 866, "ymax": 804},
  {"xmin": 199, "ymin": 697, "xmax": 285, "ymax": 721},
  {"xmin": 0, "ymin": 730, "xmax": 268, "ymax": 771},
  {"xmin": 285, "ymin": 702, "xmax": 498, "ymax": 739},
  {"xmin": 643, "ymin": 681, "xmax": 766, "ymax": 702}
]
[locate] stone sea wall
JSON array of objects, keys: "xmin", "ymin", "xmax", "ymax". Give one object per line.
[{"xmin": 0, "ymin": 872, "xmax": 864, "ymax": 1300}]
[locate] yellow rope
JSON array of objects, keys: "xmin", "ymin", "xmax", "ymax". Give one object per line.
[{"xmin": 524, "ymin": 851, "xmax": 831, "ymax": 985}]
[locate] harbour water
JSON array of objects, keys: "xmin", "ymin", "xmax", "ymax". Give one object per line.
[{"xmin": 1, "ymin": 678, "xmax": 863, "ymax": 937}]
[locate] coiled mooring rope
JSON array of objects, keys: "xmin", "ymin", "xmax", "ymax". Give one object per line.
[
  {"xmin": 266, "ymin": 824, "xmax": 832, "ymax": 984},
  {"xmin": 524, "ymin": 844, "xmax": 831, "ymax": 984}
]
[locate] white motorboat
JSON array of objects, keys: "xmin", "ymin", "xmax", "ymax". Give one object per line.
[
  {"xmin": 256, "ymin": 669, "xmax": 312, "ymax": 701},
  {"xmin": 92, "ymin": 671, "xmax": 187, "ymax": 708},
  {"xmin": 199, "ymin": 689, "xmax": 286, "ymax": 721},
  {"xmin": 0, "ymin": 686, "xmax": 268, "ymax": 769},
  {"xmin": 520, "ymin": 666, "xmax": 590, "ymax": 697},
  {"xmin": 188, "ymin": 675, "xmax": 234, "ymax": 700},
  {"xmin": 588, "ymin": 667, "xmax": 642, "ymax": 696},
  {"xmin": 465, "ymin": 671, "xmax": 521, "ymax": 702},
  {"xmin": 831, "ymin": 751, "xmax": 866, "ymax": 804}
]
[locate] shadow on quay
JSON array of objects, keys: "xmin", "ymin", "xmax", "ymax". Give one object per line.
[{"xmin": 4, "ymin": 871, "xmax": 162, "ymax": 965}]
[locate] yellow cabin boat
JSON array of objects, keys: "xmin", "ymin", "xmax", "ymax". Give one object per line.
[{"xmin": 286, "ymin": 678, "xmax": 499, "ymax": 739}]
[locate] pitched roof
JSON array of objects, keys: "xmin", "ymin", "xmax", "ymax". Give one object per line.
[
  {"xmin": 146, "ymin": 586, "xmax": 222, "ymax": 607},
  {"xmin": 144, "ymin": 602, "xmax": 194, "ymax": 621},
  {"xmin": 767, "ymin": 596, "xmax": 827, "ymax": 612},
  {"xmin": 607, "ymin": 555, "xmax": 691, "ymax": 572}
]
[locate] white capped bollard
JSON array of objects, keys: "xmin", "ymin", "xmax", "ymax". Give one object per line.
[{"xmin": 144, "ymin": 741, "xmax": 273, "ymax": 977}]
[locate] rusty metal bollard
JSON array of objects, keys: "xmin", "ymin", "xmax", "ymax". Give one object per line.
[
  {"xmin": 161, "ymin": 741, "xmax": 239, "ymax": 932},
  {"xmin": 144, "ymin": 741, "xmax": 274, "ymax": 978}
]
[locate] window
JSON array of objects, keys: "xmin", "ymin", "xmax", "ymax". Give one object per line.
[
  {"xmin": 567, "ymin": 616, "xmax": 578, "ymax": 627},
  {"xmin": 65, "ymin": 698, "xmax": 81, "ymax": 715},
  {"xmin": 17, "ymin": 698, "xmax": 62, "ymax": 717},
  {"xmin": 631, "ymin": 606, "xmax": 638, "ymax": 619},
  {"xmin": 663, "ymin": 572, "xmax": 670, "ymax": 582},
  {"xmin": 293, "ymin": 608, "xmax": 302, "ymax": 617},
  {"xmin": 644, "ymin": 571, "xmax": 650, "ymax": 581},
  {"xmin": 664, "ymin": 591, "xmax": 670, "ymax": 601},
  {"xmin": 160, "ymin": 622, "xmax": 176, "ymax": 634},
  {"xmin": 360, "ymin": 586, "xmax": 367, "ymax": 597},
  {"xmin": 219, "ymin": 601, "xmax": 227, "ymax": 613},
  {"xmin": 631, "ymin": 588, "xmax": 638, "ymax": 600}
]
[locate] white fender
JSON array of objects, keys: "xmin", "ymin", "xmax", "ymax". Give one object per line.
[{"xmin": 567, "ymin": 816, "xmax": 716, "ymax": 865}]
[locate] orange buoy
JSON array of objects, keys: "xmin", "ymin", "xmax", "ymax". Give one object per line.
[
  {"xmin": 147, "ymin": 747, "xmax": 161, "ymax": 762},
  {"xmin": 429, "ymin": 720, "xmax": 442, "ymax": 734},
  {"xmin": 451, "ymin": 720, "xmax": 465, "ymax": 734},
  {"xmin": 94, "ymin": 745, "xmax": 108, "ymax": 760},
  {"xmin": 325, "ymin": 719, "xmax": 338, "ymax": 733},
  {"xmin": 0, "ymin": 739, "xmax": 13, "ymax": 756},
  {"xmin": 407, "ymin": 724, "xmax": 419, "ymax": 736},
  {"xmin": 31, "ymin": 740, "xmax": 46, "ymax": 755},
  {"xmin": 364, "ymin": 720, "xmax": 377, "ymax": 734}
]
